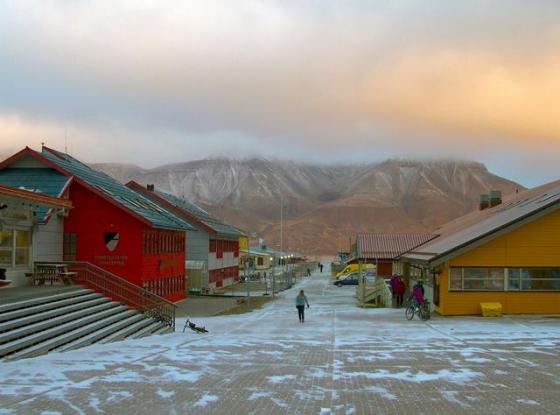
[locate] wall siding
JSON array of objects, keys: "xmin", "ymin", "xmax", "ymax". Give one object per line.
[
  {"xmin": 185, "ymin": 228, "xmax": 209, "ymax": 265},
  {"xmin": 34, "ymin": 215, "xmax": 64, "ymax": 263}
]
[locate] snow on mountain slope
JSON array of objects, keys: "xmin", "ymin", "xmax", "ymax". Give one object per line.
[{"xmin": 92, "ymin": 158, "xmax": 523, "ymax": 255}]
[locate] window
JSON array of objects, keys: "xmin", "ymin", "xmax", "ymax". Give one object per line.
[
  {"xmin": 450, "ymin": 267, "xmax": 560, "ymax": 291},
  {"xmin": 0, "ymin": 230, "xmax": 13, "ymax": 267},
  {"xmin": 143, "ymin": 230, "xmax": 183, "ymax": 255},
  {"xmin": 449, "ymin": 267, "xmax": 504, "ymax": 291},
  {"xmin": 257, "ymin": 257, "xmax": 264, "ymax": 266},
  {"xmin": 449, "ymin": 267, "xmax": 462, "ymax": 290},
  {"xmin": 15, "ymin": 230, "xmax": 30, "ymax": 266},
  {"xmin": 216, "ymin": 240, "xmax": 223, "ymax": 259},
  {"xmin": 63, "ymin": 233, "xmax": 77, "ymax": 261},
  {"xmin": 0, "ymin": 229, "xmax": 31, "ymax": 268},
  {"xmin": 508, "ymin": 268, "xmax": 560, "ymax": 291},
  {"xmin": 464, "ymin": 268, "xmax": 504, "ymax": 290}
]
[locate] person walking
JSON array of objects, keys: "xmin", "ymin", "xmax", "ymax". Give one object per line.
[
  {"xmin": 395, "ymin": 277, "xmax": 406, "ymax": 308},
  {"xmin": 319, "ymin": 263, "xmax": 324, "ymax": 273},
  {"xmin": 295, "ymin": 289, "xmax": 310, "ymax": 323}
]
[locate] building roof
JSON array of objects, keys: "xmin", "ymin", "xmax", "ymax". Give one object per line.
[
  {"xmin": 246, "ymin": 249, "xmax": 273, "ymax": 257},
  {"xmin": 126, "ymin": 181, "xmax": 243, "ymax": 238},
  {"xmin": 0, "ymin": 184, "xmax": 72, "ymax": 209},
  {"xmin": 249, "ymin": 246, "xmax": 278, "ymax": 256},
  {"xmin": 156, "ymin": 191, "xmax": 244, "ymax": 238},
  {"xmin": 0, "ymin": 167, "xmax": 72, "ymax": 223},
  {"xmin": 248, "ymin": 246, "xmax": 299, "ymax": 258},
  {"xmin": 41, "ymin": 148, "xmax": 196, "ymax": 231},
  {"xmin": 0, "ymin": 147, "xmax": 195, "ymax": 231},
  {"xmin": 356, "ymin": 233, "xmax": 438, "ymax": 260},
  {"xmin": 0, "ymin": 168, "xmax": 70, "ymax": 198},
  {"xmin": 404, "ymin": 180, "xmax": 560, "ymax": 264}
]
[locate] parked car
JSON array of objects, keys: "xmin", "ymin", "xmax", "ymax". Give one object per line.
[
  {"xmin": 335, "ymin": 263, "xmax": 376, "ymax": 279},
  {"xmin": 334, "ymin": 272, "xmax": 360, "ymax": 286}
]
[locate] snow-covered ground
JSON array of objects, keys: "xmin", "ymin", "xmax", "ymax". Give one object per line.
[{"xmin": 1, "ymin": 270, "xmax": 560, "ymax": 414}]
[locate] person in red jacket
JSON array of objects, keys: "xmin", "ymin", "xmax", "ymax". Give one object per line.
[{"xmin": 395, "ymin": 277, "xmax": 406, "ymax": 308}]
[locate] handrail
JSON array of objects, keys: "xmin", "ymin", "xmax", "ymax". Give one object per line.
[
  {"xmin": 35, "ymin": 261, "xmax": 176, "ymax": 331},
  {"xmin": 376, "ymin": 277, "xmax": 393, "ymax": 308},
  {"xmin": 358, "ymin": 275, "xmax": 393, "ymax": 307}
]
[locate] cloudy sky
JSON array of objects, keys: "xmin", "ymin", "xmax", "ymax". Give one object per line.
[{"xmin": 1, "ymin": 1, "xmax": 559, "ymax": 186}]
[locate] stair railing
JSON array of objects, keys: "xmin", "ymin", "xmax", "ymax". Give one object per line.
[
  {"xmin": 358, "ymin": 275, "xmax": 393, "ymax": 307},
  {"xmin": 34, "ymin": 261, "xmax": 176, "ymax": 331}
]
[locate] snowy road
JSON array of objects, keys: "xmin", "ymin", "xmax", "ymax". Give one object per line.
[{"xmin": 1, "ymin": 271, "xmax": 560, "ymax": 414}]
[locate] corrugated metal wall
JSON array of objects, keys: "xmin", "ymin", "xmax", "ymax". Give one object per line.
[
  {"xmin": 34, "ymin": 215, "xmax": 64, "ymax": 263},
  {"xmin": 185, "ymin": 228, "xmax": 209, "ymax": 267}
]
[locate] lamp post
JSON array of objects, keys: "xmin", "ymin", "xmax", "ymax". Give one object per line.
[
  {"xmin": 280, "ymin": 193, "xmax": 283, "ymax": 261},
  {"xmin": 272, "ymin": 192, "xmax": 284, "ymax": 297}
]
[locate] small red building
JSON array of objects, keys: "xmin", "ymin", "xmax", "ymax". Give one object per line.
[{"xmin": 0, "ymin": 147, "xmax": 194, "ymax": 302}]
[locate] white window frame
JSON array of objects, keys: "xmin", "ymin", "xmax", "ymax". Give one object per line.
[
  {"xmin": 0, "ymin": 227, "xmax": 32, "ymax": 270},
  {"xmin": 450, "ymin": 266, "xmax": 560, "ymax": 292}
]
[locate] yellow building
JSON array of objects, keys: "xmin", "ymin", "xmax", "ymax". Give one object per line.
[
  {"xmin": 239, "ymin": 235, "xmax": 249, "ymax": 253},
  {"xmin": 402, "ymin": 181, "xmax": 560, "ymax": 316}
]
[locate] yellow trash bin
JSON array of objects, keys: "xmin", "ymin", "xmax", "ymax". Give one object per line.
[{"xmin": 480, "ymin": 302, "xmax": 502, "ymax": 317}]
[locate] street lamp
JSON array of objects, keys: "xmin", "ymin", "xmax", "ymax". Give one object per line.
[
  {"xmin": 280, "ymin": 194, "xmax": 284, "ymax": 261},
  {"xmin": 267, "ymin": 189, "xmax": 284, "ymax": 297}
]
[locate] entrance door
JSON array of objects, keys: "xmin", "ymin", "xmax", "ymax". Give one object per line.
[{"xmin": 433, "ymin": 272, "xmax": 440, "ymax": 306}]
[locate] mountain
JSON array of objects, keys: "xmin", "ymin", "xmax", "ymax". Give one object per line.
[{"xmin": 92, "ymin": 158, "xmax": 524, "ymax": 256}]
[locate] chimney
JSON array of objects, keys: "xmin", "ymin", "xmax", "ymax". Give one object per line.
[
  {"xmin": 146, "ymin": 184, "xmax": 155, "ymax": 192},
  {"xmin": 489, "ymin": 190, "xmax": 502, "ymax": 207},
  {"xmin": 479, "ymin": 194, "xmax": 490, "ymax": 211}
]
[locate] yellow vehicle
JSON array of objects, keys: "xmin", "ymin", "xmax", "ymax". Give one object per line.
[{"xmin": 335, "ymin": 263, "xmax": 376, "ymax": 279}]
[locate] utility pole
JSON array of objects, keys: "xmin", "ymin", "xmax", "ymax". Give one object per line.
[
  {"xmin": 280, "ymin": 193, "xmax": 283, "ymax": 293},
  {"xmin": 245, "ymin": 260, "xmax": 250, "ymax": 308},
  {"xmin": 280, "ymin": 193, "xmax": 283, "ymax": 260}
]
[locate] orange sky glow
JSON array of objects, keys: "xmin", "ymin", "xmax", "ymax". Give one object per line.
[{"xmin": 0, "ymin": 1, "xmax": 558, "ymax": 186}]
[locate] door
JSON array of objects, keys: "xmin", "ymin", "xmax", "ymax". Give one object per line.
[{"xmin": 433, "ymin": 272, "xmax": 440, "ymax": 306}]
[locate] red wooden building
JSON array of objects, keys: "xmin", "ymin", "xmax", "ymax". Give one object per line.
[
  {"xmin": 0, "ymin": 147, "xmax": 194, "ymax": 302},
  {"xmin": 127, "ymin": 181, "xmax": 244, "ymax": 290}
]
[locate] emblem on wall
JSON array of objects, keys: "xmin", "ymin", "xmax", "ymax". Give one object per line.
[{"xmin": 104, "ymin": 232, "xmax": 120, "ymax": 252}]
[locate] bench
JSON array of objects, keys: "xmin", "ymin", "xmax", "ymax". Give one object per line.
[
  {"xmin": 26, "ymin": 264, "xmax": 77, "ymax": 286},
  {"xmin": 0, "ymin": 279, "xmax": 12, "ymax": 288}
]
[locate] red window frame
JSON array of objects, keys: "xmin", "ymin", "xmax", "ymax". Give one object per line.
[{"xmin": 216, "ymin": 240, "xmax": 223, "ymax": 259}]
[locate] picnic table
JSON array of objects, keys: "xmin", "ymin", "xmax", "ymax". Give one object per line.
[
  {"xmin": 0, "ymin": 280, "xmax": 12, "ymax": 288},
  {"xmin": 26, "ymin": 264, "xmax": 77, "ymax": 286}
]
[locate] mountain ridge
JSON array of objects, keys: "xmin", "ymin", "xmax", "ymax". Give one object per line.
[{"xmin": 92, "ymin": 158, "xmax": 524, "ymax": 255}]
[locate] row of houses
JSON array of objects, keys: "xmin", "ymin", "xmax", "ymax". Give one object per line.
[
  {"xmin": 349, "ymin": 182, "xmax": 560, "ymax": 315},
  {"xmin": 0, "ymin": 146, "xmax": 245, "ymax": 301},
  {"xmin": 240, "ymin": 243, "xmax": 306, "ymax": 274}
]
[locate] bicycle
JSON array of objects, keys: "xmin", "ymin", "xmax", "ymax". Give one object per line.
[{"xmin": 405, "ymin": 299, "xmax": 431, "ymax": 321}]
